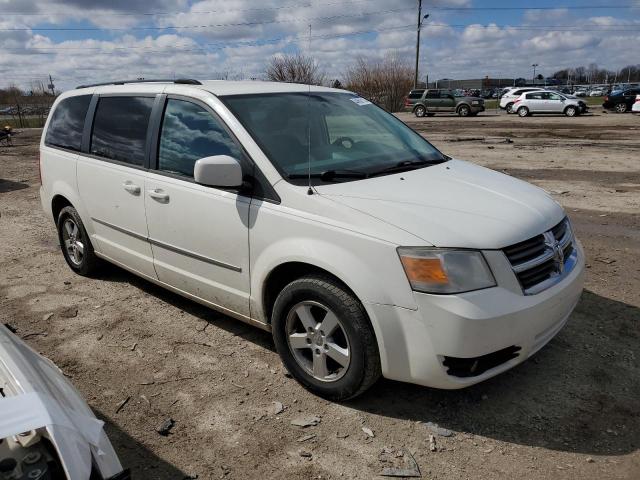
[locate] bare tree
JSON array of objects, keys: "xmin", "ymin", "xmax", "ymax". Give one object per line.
[
  {"xmin": 266, "ymin": 54, "xmax": 325, "ymax": 85},
  {"xmin": 343, "ymin": 53, "xmax": 413, "ymax": 112}
]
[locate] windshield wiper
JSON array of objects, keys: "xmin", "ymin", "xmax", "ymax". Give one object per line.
[
  {"xmin": 288, "ymin": 169, "xmax": 369, "ymax": 181},
  {"xmin": 368, "ymin": 159, "xmax": 442, "ymax": 177}
]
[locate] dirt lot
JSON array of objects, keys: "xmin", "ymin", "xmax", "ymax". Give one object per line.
[{"xmin": 1, "ymin": 111, "xmax": 639, "ymax": 480}]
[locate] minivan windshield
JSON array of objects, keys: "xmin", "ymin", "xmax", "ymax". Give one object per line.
[{"xmin": 221, "ymin": 92, "xmax": 447, "ymax": 184}]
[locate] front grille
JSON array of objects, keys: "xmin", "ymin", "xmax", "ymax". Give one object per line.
[{"xmin": 503, "ymin": 218, "xmax": 576, "ymax": 295}]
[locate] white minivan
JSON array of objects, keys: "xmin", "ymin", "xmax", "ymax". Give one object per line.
[{"xmin": 40, "ymin": 79, "xmax": 585, "ymax": 400}]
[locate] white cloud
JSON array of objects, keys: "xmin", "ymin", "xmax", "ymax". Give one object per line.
[{"xmin": 0, "ymin": 0, "xmax": 638, "ymax": 90}]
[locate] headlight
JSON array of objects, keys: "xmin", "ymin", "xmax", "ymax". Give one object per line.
[{"xmin": 397, "ymin": 248, "xmax": 496, "ymax": 294}]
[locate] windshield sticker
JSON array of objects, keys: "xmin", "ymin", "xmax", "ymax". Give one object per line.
[{"xmin": 350, "ymin": 97, "xmax": 372, "ymax": 106}]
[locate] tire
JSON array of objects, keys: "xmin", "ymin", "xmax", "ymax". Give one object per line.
[
  {"xmin": 457, "ymin": 104, "xmax": 470, "ymax": 117},
  {"xmin": 271, "ymin": 274, "xmax": 381, "ymax": 401},
  {"xmin": 506, "ymin": 102, "xmax": 514, "ymax": 114},
  {"xmin": 56, "ymin": 206, "xmax": 100, "ymax": 276},
  {"xmin": 564, "ymin": 106, "xmax": 577, "ymax": 117},
  {"xmin": 414, "ymin": 105, "xmax": 426, "ymax": 117},
  {"xmin": 517, "ymin": 106, "xmax": 529, "ymax": 117},
  {"xmin": 615, "ymin": 103, "xmax": 627, "ymax": 113}
]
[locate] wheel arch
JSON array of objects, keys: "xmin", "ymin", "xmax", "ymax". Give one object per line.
[
  {"xmin": 261, "ymin": 261, "xmax": 360, "ymax": 325},
  {"xmin": 51, "ymin": 194, "xmax": 73, "ymax": 222}
]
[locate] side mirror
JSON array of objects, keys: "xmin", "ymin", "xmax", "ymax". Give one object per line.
[{"xmin": 194, "ymin": 155, "xmax": 243, "ymax": 188}]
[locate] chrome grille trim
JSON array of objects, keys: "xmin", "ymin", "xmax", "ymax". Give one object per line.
[{"xmin": 503, "ymin": 218, "xmax": 577, "ymax": 295}]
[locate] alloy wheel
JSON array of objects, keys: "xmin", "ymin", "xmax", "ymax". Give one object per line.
[
  {"xmin": 285, "ymin": 301, "xmax": 351, "ymax": 382},
  {"xmin": 62, "ymin": 218, "xmax": 84, "ymax": 266},
  {"xmin": 615, "ymin": 103, "xmax": 627, "ymax": 113}
]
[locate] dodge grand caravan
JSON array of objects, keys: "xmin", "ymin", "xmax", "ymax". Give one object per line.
[{"xmin": 40, "ymin": 79, "xmax": 585, "ymax": 400}]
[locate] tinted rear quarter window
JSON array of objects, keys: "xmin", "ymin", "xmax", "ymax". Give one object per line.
[
  {"xmin": 90, "ymin": 96, "xmax": 154, "ymax": 166},
  {"xmin": 44, "ymin": 95, "xmax": 91, "ymax": 151},
  {"xmin": 408, "ymin": 90, "xmax": 424, "ymax": 99}
]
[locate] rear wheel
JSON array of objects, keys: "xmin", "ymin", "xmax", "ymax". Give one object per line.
[
  {"xmin": 272, "ymin": 275, "xmax": 381, "ymax": 401},
  {"xmin": 414, "ymin": 105, "xmax": 426, "ymax": 117},
  {"xmin": 564, "ymin": 106, "xmax": 577, "ymax": 117},
  {"xmin": 615, "ymin": 103, "xmax": 627, "ymax": 113},
  {"xmin": 517, "ymin": 106, "xmax": 530, "ymax": 117},
  {"xmin": 56, "ymin": 206, "xmax": 100, "ymax": 276},
  {"xmin": 457, "ymin": 104, "xmax": 470, "ymax": 117}
]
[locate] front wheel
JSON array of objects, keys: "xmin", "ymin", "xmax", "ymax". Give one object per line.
[
  {"xmin": 506, "ymin": 102, "xmax": 514, "ymax": 113},
  {"xmin": 615, "ymin": 103, "xmax": 627, "ymax": 113},
  {"xmin": 57, "ymin": 206, "xmax": 100, "ymax": 276},
  {"xmin": 457, "ymin": 105, "xmax": 470, "ymax": 117},
  {"xmin": 272, "ymin": 275, "xmax": 381, "ymax": 401},
  {"xmin": 414, "ymin": 105, "xmax": 426, "ymax": 117},
  {"xmin": 517, "ymin": 106, "xmax": 530, "ymax": 117},
  {"xmin": 565, "ymin": 106, "xmax": 577, "ymax": 117}
]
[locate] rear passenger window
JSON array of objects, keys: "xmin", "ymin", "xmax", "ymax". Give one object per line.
[
  {"xmin": 44, "ymin": 95, "xmax": 91, "ymax": 152},
  {"xmin": 408, "ymin": 90, "xmax": 424, "ymax": 99},
  {"xmin": 90, "ymin": 96, "xmax": 154, "ymax": 166},
  {"xmin": 157, "ymin": 99, "xmax": 243, "ymax": 178}
]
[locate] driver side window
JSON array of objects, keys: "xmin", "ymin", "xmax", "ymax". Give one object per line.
[{"xmin": 158, "ymin": 99, "xmax": 243, "ymax": 178}]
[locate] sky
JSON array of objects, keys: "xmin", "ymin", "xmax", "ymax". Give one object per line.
[{"xmin": 1, "ymin": 0, "xmax": 639, "ymax": 92}]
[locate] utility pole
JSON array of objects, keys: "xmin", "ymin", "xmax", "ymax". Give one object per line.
[
  {"xmin": 414, "ymin": 2, "xmax": 429, "ymax": 89},
  {"xmin": 414, "ymin": 0, "xmax": 422, "ymax": 89},
  {"xmin": 531, "ymin": 64, "xmax": 539, "ymax": 85},
  {"xmin": 47, "ymin": 74, "xmax": 55, "ymax": 96}
]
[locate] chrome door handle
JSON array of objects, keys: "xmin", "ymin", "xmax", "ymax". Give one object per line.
[
  {"xmin": 123, "ymin": 182, "xmax": 141, "ymax": 195},
  {"xmin": 148, "ymin": 188, "xmax": 170, "ymax": 203}
]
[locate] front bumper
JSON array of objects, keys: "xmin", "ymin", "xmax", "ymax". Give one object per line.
[{"xmin": 365, "ymin": 241, "xmax": 585, "ymax": 389}]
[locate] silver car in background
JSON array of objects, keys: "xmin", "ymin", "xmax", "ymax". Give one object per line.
[{"xmin": 513, "ymin": 91, "xmax": 584, "ymax": 117}]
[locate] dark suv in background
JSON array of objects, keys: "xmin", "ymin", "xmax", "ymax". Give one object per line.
[
  {"xmin": 404, "ymin": 89, "xmax": 485, "ymax": 117},
  {"xmin": 602, "ymin": 88, "xmax": 640, "ymax": 113}
]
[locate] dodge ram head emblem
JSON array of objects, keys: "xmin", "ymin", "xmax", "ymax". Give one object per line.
[{"xmin": 543, "ymin": 231, "xmax": 565, "ymax": 274}]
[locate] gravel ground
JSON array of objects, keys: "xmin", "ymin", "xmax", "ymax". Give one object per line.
[{"xmin": 1, "ymin": 110, "xmax": 639, "ymax": 480}]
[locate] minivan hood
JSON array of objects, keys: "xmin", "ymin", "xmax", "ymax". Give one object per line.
[{"xmin": 315, "ymin": 159, "xmax": 565, "ymax": 249}]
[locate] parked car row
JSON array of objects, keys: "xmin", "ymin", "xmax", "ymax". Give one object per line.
[{"xmin": 0, "ymin": 105, "xmax": 51, "ymax": 116}]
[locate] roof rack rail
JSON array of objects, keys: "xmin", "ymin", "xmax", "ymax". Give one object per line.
[{"xmin": 76, "ymin": 78, "xmax": 201, "ymax": 89}]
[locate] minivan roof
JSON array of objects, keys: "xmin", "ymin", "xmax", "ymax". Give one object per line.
[{"xmin": 70, "ymin": 80, "xmax": 345, "ymax": 97}]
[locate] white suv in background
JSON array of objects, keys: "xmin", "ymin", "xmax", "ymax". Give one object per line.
[
  {"xmin": 39, "ymin": 79, "xmax": 585, "ymax": 400},
  {"xmin": 514, "ymin": 91, "xmax": 584, "ymax": 117},
  {"xmin": 499, "ymin": 87, "xmax": 543, "ymax": 113}
]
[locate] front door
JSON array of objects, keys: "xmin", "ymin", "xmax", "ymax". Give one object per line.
[
  {"xmin": 545, "ymin": 93, "xmax": 565, "ymax": 113},
  {"xmin": 144, "ymin": 97, "xmax": 251, "ymax": 317},
  {"xmin": 77, "ymin": 95, "xmax": 157, "ymax": 279},
  {"xmin": 440, "ymin": 93, "xmax": 457, "ymax": 112}
]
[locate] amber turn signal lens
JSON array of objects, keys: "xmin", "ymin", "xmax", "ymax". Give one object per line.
[{"xmin": 400, "ymin": 257, "xmax": 449, "ymax": 285}]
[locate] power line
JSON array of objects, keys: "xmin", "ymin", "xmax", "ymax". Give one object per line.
[
  {"xmin": 0, "ymin": 7, "xmax": 414, "ymax": 31},
  {"xmin": 425, "ymin": 4, "xmax": 639, "ymax": 10},
  {"xmin": 425, "ymin": 22, "xmax": 640, "ymax": 31}
]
